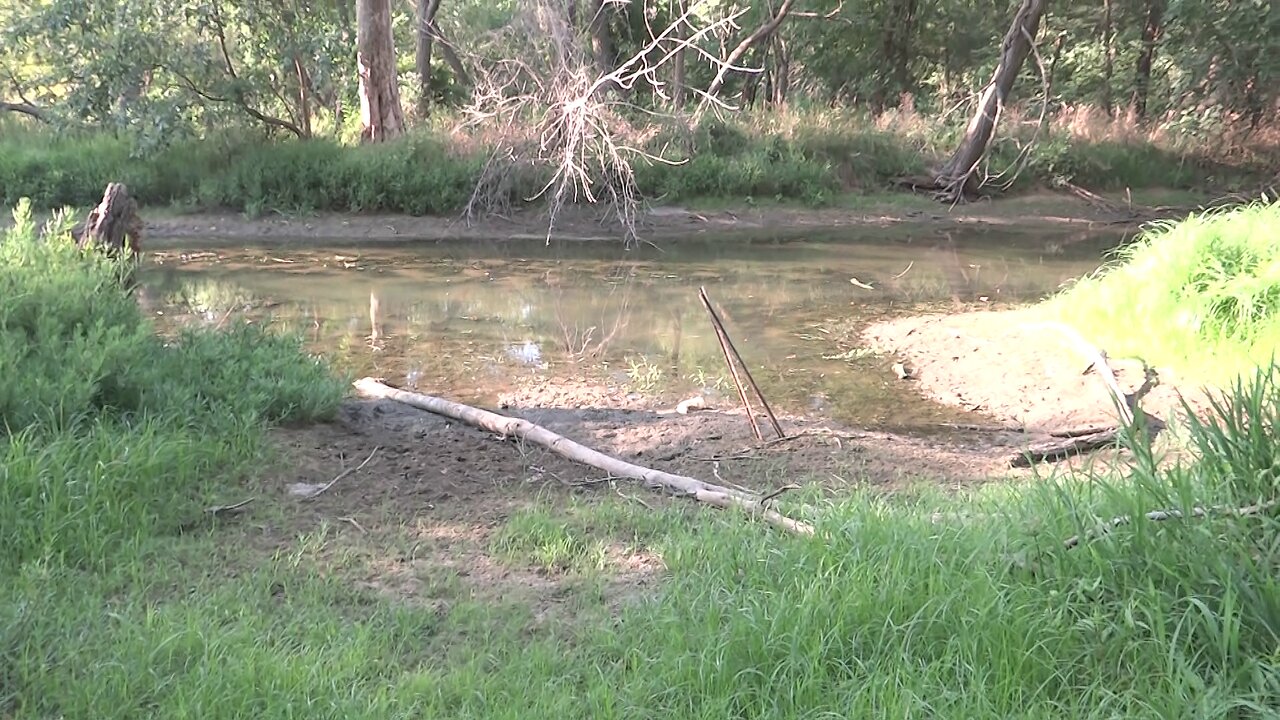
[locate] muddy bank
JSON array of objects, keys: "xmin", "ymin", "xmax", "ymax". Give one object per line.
[
  {"xmin": 863, "ymin": 307, "xmax": 1208, "ymax": 434},
  {"xmin": 275, "ymin": 392, "xmax": 1037, "ymax": 524},
  {"xmin": 141, "ymin": 192, "xmax": 1184, "ymax": 245}
]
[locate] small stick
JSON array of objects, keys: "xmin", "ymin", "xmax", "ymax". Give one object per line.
[
  {"xmin": 304, "ymin": 446, "xmax": 381, "ymax": 500},
  {"xmin": 760, "ymin": 483, "xmax": 802, "ymax": 506},
  {"xmin": 204, "ymin": 497, "xmax": 255, "ymax": 515},
  {"xmin": 699, "ymin": 287, "xmax": 786, "ymax": 440},
  {"xmin": 700, "ymin": 289, "xmax": 763, "ymax": 440}
]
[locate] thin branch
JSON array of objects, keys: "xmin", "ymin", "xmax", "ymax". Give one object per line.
[
  {"xmin": 1064, "ymin": 499, "xmax": 1278, "ymax": 549},
  {"xmin": 302, "ymin": 446, "xmax": 382, "ymax": 500}
]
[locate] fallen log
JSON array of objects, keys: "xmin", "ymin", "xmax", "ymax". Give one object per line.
[{"xmin": 353, "ymin": 378, "xmax": 815, "ymax": 535}]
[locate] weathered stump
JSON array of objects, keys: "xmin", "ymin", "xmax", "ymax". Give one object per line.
[{"xmin": 73, "ymin": 182, "xmax": 143, "ymax": 261}]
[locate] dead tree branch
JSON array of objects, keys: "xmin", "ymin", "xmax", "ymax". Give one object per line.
[
  {"xmin": 354, "ymin": 377, "xmax": 814, "ymax": 535},
  {"xmin": 458, "ymin": 1, "xmax": 752, "ymax": 246},
  {"xmin": 699, "ymin": 0, "xmax": 799, "ymax": 110}
]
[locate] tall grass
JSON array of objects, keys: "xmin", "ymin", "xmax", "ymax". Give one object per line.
[
  {"xmin": 1, "ymin": 106, "xmax": 1268, "ymax": 217},
  {"xmin": 1046, "ymin": 200, "xmax": 1280, "ymax": 384}
]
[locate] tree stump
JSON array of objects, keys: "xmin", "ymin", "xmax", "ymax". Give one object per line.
[{"xmin": 73, "ymin": 182, "xmax": 143, "ymax": 261}]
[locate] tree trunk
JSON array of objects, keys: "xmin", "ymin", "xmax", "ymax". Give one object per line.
[
  {"xmin": 934, "ymin": 0, "xmax": 1049, "ymax": 202},
  {"xmin": 1100, "ymin": 0, "xmax": 1115, "ymax": 115},
  {"xmin": 770, "ymin": 34, "xmax": 790, "ymax": 106},
  {"xmin": 1132, "ymin": 0, "xmax": 1165, "ymax": 119},
  {"xmin": 415, "ymin": 0, "xmax": 442, "ymax": 117},
  {"xmin": 670, "ymin": 0, "xmax": 687, "ymax": 107},
  {"xmin": 357, "ymin": 0, "xmax": 406, "ymax": 142},
  {"xmin": 293, "ymin": 56, "xmax": 314, "ymax": 138},
  {"xmin": 335, "ymin": 0, "xmax": 352, "ymax": 130},
  {"xmin": 73, "ymin": 183, "xmax": 143, "ymax": 263}
]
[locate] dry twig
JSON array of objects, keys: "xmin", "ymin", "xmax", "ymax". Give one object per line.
[{"xmin": 303, "ymin": 447, "xmax": 382, "ymax": 500}]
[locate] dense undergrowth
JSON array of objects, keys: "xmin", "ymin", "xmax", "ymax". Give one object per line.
[
  {"xmin": 1049, "ymin": 200, "xmax": 1280, "ymax": 385},
  {"xmin": 3, "ymin": 198, "xmax": 1280, "ymax": 717},
  {"xmin": 0, "ymin": 108, "xmax": 1268, "ymax": 217}
]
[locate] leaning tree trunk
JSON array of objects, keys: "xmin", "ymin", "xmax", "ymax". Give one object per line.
[
  {"xmin": 357, "ymin": 0, "xmax": 406, "ymax": 142},
  {"xmin": 934, "ymin": 0, "xmax": 1049, "ymax": 202}
]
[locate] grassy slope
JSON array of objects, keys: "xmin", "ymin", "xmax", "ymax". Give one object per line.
[
  {"xmin": 1047, "ymin": 200, "xmax": 1280, "ymax": 385},
  {"xmin": 4, "ymin": 201, "xmax": 1280, "ymax": 717}
]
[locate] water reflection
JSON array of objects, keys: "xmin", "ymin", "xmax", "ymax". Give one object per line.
[{"xmin": 141, "ymin": 225, "xmax": 1124, "ymax": 432}]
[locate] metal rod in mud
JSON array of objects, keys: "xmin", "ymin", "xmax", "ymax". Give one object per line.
[{"xmin": 698, "ymin": 287, "xmax": 786, "ymax": 440}]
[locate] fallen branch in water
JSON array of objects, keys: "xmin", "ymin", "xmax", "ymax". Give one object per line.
[
  {"xmin": 353, "ymin": 378, "xmax": 814, "ymax": 535},
  {"xmin": 1064, "ymin": 499, "xmax": 1279, "ymax": 549}
]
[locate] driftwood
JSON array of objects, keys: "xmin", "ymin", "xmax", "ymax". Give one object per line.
[
  {"xmin": 1008, "ymin": 322, "xmax": 1165, "ymax": 467},
  {"xmin": 72, "ymin": 183, "xmax": 143, "ymax": 261},
  {"xmin": 353, "ymin": 378, "xmax": 814, "ymax": 535}
]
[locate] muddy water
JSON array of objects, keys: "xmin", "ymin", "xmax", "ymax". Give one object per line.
[{"xmin": 140, "ymin": 225, "xmax": 1124, "ymax": 433}]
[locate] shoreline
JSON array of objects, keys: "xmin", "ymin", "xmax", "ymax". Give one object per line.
[{"xmin": 133, "ymin": 190, "xmax": 1201, "ymax": 246}]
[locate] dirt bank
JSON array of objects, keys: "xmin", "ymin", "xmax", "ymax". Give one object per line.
[
  {"xmin": 863, "ymin": 307, "xmax": 1208, "ymax": 434},
  {"xmin": 142, "ymin": 191, "xmax": 1191, "ymax": 245}
]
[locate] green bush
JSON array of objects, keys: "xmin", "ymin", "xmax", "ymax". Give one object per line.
[{"xmin": 0, "ymin": 200, "xmax": 347, "ymax": 571}]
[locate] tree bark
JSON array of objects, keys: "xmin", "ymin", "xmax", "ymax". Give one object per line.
[
  {"xmin": 72, "ymin": 183, "xmax": 143, "ymax": 262},
  {"xmin": 353, "ymin": 378, "xmax": 814, "ymax": 535},
  {"xmin": 357, "ymin": 0, "xmax": 406, "ymax": 142},
  {"xmin": 670, "ymin": 0, "xmax": 687, "ymax": 107},
  {"xmin": 293, "ymin": 56, "xmax": 314, "ymax": 138},
  {"xmin": 1132, "ymin": 0, "xmax": 1165, "ymax": 119},
  {"xmin": 1100, "ymin": 0, "xmax": 1115, "ymax": 115},
  {"xmin": 415, "ymin": 0, "xmax": 443, "ymax": 117},
  {"xmin": 770, "ymin": 34, "xmax": 791, "ymax": 106},
  {"xmin": 934, "ymin": 0, "xmax": 1049, "ymax": 202}
]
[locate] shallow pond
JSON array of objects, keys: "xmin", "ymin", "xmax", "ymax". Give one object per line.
[{"xmin": 141, "ymin": 224, "xmax": 1126, "ymax": 433}]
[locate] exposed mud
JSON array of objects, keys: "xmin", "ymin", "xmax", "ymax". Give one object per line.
[{"xmin": 863, "ymin": 307, "xmax": 1210, "ymax": 433}]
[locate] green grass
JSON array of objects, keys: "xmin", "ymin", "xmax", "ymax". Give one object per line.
[
  {"xmin": 0, "ymin": 109, "xmax": 1267, "ymax": 218},
  {"xmin": 6, "ymin": 365, "xmax": 1280, "ymax": 717},
  {"xmin": 1046, "ymin": 200, "xmax": 1280, "ymax": 384}
]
